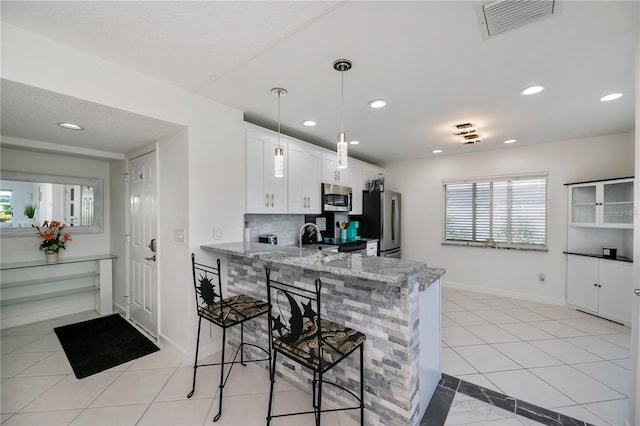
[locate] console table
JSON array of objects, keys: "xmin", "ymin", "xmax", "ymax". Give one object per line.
[{"xmin": 1, "ymin": 254, "xmax": 115, "ymax": 328}]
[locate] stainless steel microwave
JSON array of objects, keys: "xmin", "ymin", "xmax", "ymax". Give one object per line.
[{"xmin": 322, "ymin": 183, "xmax": 352, "ymax": 212}]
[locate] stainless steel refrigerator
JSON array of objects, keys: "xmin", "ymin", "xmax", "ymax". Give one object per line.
[{"xmin": 359, "ymin": 189, "xmax": 401, "ymax": 258}]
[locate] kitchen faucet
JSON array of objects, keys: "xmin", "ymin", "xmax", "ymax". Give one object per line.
[{"xmin": 299, "ymin": 222, "xmax": 323, "ymax": 250}]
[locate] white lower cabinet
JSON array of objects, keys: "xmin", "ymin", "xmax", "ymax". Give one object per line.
[
  {"xmin": 366, "ymin": 240, "xmax": 378, "ymax": 256},
  {"xmin": 566, "ymin": 255, "xmax": 633, "ymax": 324}
]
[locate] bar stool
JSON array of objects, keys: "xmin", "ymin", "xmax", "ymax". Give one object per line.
[
  {"xmin": 265, "ymin": 267, "xmax": 366, "ymax": 425},
  {"xmin": 188, "ymin": 253, "xmax": 270, "ymax": 422}
]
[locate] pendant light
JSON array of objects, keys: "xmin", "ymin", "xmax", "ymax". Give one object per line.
[
  {"xmin": 334, "ymin": 59, "xmax": 352, "ymax": 169},
  {"xmin": 272, "ymin": 87, "xmax": 287, "ymax": 178}
]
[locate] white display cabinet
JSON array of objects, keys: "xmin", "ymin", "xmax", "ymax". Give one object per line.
[{"xmin": 568, "ymin": 177, "xmax": 633, "ymax": 228}]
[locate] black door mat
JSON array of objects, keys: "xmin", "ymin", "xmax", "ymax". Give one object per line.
[{"xmin": 55, "ymin": 314, "xmax": 160, "ymax": 379}]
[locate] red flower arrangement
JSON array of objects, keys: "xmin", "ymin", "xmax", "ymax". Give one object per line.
[{"xmin": 32, "ymin": 220, "xmax": 72, "ymax": 252}]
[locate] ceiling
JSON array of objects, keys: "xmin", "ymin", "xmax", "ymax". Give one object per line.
[{"xmin": 1, "ymin": 1, "xmax": 637, "ymax": 164}]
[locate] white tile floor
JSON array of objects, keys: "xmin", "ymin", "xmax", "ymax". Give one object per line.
[
  {"xmin": 0, "ymin": 287, "xmax": 633, "ymax": 426},
  {"xmin": 0, "ymin": 311, "xmax": 360, "ymax": 425},
  {"xmin": 441, "ymin": 287, "xmax": 632, "ymax": 426}
]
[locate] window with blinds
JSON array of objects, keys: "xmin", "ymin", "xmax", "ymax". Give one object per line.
[{"xmin": 444, "ymin": 174, "xmax": 547, "ymax": 249}]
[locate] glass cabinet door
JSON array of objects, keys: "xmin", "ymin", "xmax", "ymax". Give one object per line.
[
  {"xmin": 571, "ymin": 185, "xmax": 597, "ymax": 224},
  {"xmin": 603, "ymin": 180, "xmax": 634, "ymax": 226}
]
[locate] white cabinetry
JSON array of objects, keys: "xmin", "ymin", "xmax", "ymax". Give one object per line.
[
  {"xmin": 366, "ymin": 240, "xmax": 378, "ymax": 256},
  {"xmin": 363, "ymin": 164, "xmax": 384, "ymax": 184},
  {"xmin": 569, "ymin": 178, "xmax": 634, "ymax": 228},
  {"xmin": 246, "ymin": 129, "xmax": 287, "ymax": 213},
  {"xmin": 288, "ymin": 141, "xmax": 321, "ymax": 214},
  {"xmin": 245, "ymin": 124, "xmax": 383, "ymax": 215},
  {"xmin": 322, "ymin": 152, "xmax": 348, "ymax": 185},
  {"xmin": 566, "ymin": 255, "xmax": 633, "ymax": 325},
  {"xmin": 349, "ymin": 160, "xmax": 384, "ymax": 215},
  {"xmin": 348, "ymin": 160, "xmax": 364, "ymax": 215}
]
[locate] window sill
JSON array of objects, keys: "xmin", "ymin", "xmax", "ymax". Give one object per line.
[{"xmin": 441, "ymin": 241, "xmax": 548, "ymax": 252}]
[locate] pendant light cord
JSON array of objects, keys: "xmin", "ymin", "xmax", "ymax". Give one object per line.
[
  {"xmin": 277, "ymin": 91, "xmax": 281, "ymax": 148},
  {"xmin": 340, "ymin": 70, "xmax": 345, "ymax": 133}
]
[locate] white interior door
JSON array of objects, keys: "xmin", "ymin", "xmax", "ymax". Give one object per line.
[{"xmin": 128, "ymin": 151, "xmax": 158, "ymax": 337}]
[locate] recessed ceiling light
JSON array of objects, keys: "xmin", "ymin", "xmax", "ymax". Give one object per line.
[
  {"xmin": 504, "ymin": 139, "xmax": 517, "ymax": 144},
  {"xmin": 600, "ymin": 93, "xmax": 623, "ymax": 102},
  {"xmin": 350, "ymin": 140, "xmax": 360, "ymax": 145},
  {"xmin": 520, "ymin": 85, "xmax": 544, "ymax": 96},
  {"xmin": 432, "ymin": 149, "xmax": 443, "ymax": 154},
  {"xmin": 303, "ymin": 120, "xmax": 316, "ymax": 127},
  {"xmin": 368, "ymin": 99, "xmax": 386, "ymax": 109},
  {"xmin": 58, "ymin": 122, "xmax": 83, "ymax": 130}
]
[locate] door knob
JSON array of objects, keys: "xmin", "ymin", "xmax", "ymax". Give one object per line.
[
  {"xmin": 634, "ymin": 289, "xmax": 640, "ymax": 296},
  {"xmin": 145, "ymin": 255, "xmax": 156, "ymax": 262}
]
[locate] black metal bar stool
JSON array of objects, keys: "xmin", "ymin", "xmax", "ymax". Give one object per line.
[
  {"xmin": 265, "ymin": 267, "xmax": 366, "ymax": 426},
  {"xmin": 187, "ymin": 253, "xmax": 270, "ymax": 422}
]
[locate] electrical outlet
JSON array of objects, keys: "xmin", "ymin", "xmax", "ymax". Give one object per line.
[
  {"xmin": 174, "ymin": 228, "xmax": 185, "ymax": 243},
  {"xmin": 538, "ymin": 273, "xmax": 546, "ymax": 284},
  {"xmin": 214, "ymin": 227, "xmax": 222, "ymax": 240}
]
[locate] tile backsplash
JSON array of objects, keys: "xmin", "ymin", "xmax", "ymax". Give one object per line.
[{"xmin": 243, "ymin": 214, "xmax": 305, "ymax": 246}]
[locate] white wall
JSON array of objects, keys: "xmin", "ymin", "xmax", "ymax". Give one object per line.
[
  {"xmin": 0, "ymin": 144, "xmax": 111, "ymax": 262},
  {"xmin": 2, "ymin": 23, "xmax": 245, "ymax": 358},
  {"xmin": 156, "ymin": 129, "xmax": 191, "ymax": 353},
  {"xmin": 109, "ymin": 159, "xmax": 127, "ymax": 314},
  {"xmin": 384, "ymin": 132, "xmax": 634, "ymax": 304}
]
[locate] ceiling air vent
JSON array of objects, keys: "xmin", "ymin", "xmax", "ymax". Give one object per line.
[{"xmin": 477, "ymin": 0, "xmax": 559, "ymax": 39}]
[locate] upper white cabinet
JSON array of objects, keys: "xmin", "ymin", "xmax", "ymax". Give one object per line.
[
  {"xmin": 348, "ymin": 160, "xmax": 364, "ymax": 215},
  {"xmin": 246, "ymin": 129, "xmax": 287, "ymax": 213},
  {"xmin": 322, "ymin": 152, "xmax": 349, "ymax": 185},
  {"xmin": 348, "ymin": 160, "xmax": 384, "ymax": 215},
  {"xmin": 568, "ymin": 178, "xmax": 634, "ymax": 228},
  {"xmin": 245, "ymin": 124, "xmax": 383, "ymax": 215},
  {"xmin": 288, "ymin": 141, "xmax": 321, "ymax": 214}
]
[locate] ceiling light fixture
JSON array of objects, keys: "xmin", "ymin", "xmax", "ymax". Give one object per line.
[
  {"xmin": 432, "ymin": 149, "xmax": 443, "ymax": 154},
  {"xmin": 521, "ymin": 85, "xmax": 544, "ymax": 95},
  {"xmin": 368, "ymin": 99, "xmax": 386, "ymax": 109},
  {"xmin": 460, "ymin": 138, "xmax": 482, "ymax": 145},
  {"xmin": 453, "ymin": 127, "xmax": 477, "ymax": 136},
  {"xmin": 600, "ymin": 93, "xmax": 623, "ymax": 102},
  {"xmin": 504, "ymin": 139, "xmax": 517, "ymax": 144},
  {"xmin": 453, "ymin": 123, "xmax": 481, "ymax": 145},
  {"xmin": 303, "ymin": 120, "xmax": 316, "ymax": 127},
  {"xmin": 334, "ymin": 58, "xmax": 352, "ymax": 169},
  {"xmin": 272, "ymin": 87, "xmax": 287, "ymax": 178},
  {"xmin": 58, "ymin": 122, "xmax": 83, "ymax": 130},
  {"xmin": 350, "ymin": 140, "xmax": 360, "ymax": 145}
]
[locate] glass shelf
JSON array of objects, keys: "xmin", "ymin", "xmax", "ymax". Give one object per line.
[{"xmin": 1, "ymin": 254, "xmax": 116, "ymax": 271}]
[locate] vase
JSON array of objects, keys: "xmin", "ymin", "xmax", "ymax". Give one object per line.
[{"xmin": 45, "ymin": 250, "xmax": 58, "ymax": 264}]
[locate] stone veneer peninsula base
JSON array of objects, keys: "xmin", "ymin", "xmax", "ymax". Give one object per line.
[{"xmin": 201, "ymin": 242, "xmax": 445, "ymax": 425}]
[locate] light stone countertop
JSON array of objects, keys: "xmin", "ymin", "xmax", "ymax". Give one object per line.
[{"xmin": 201, "ymin": 241, "xmax": 445, "ymax": 288}]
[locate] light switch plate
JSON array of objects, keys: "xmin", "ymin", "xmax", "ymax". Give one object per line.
[{"xmin": 174, "ymin": 228, "xmax": 185, "ymax": 243}]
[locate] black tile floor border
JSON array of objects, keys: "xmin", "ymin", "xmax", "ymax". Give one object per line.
[{"xmin": 420, "ymin": 373, "xmax": 596, "ymax": 426}]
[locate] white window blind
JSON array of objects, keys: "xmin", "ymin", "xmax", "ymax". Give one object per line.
[{"xmin": 444, "ymin": 174, "xmax": 547, "ymax": 249}]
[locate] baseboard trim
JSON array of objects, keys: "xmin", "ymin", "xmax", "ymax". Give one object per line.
[{"xmin": 442, "ymin": 280, "xmax": 566, "ymax": 306}]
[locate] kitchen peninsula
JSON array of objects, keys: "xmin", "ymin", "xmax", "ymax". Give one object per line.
[{"xmin": 201, "ymin": 241, "xmax": 445, "ymax": 425}]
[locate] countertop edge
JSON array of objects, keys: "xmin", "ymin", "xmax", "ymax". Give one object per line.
[
  {"xmin": 563, "ymin": 251, "xmax": 633, "ymax": 263},
  {"xmin": 419, "ymin": 267, "xmax": 446, "ymax": 291},
  {"xmin": 201, "ymin": 242, "xmax": 430, "ymax": 285}
]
